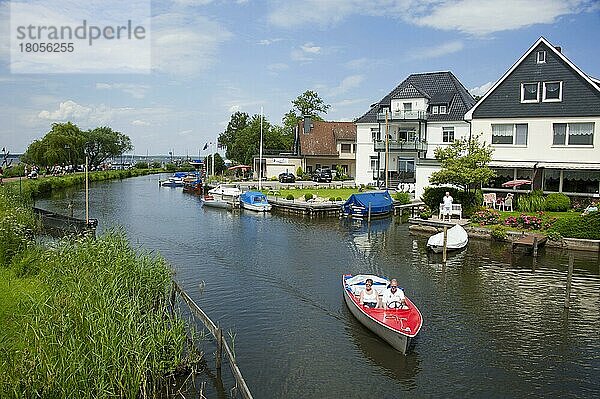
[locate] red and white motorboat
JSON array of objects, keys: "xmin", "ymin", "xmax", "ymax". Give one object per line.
[{"xmin": 343, "ymin": 274, "xmax": 423, "ymax": 354}]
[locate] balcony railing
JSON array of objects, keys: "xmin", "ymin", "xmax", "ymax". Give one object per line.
[
  {"xmin": 376, "ymin": 110, "xmax": 428, "ymax": 121},
  {"xmin": 374, "ymin": 140, "xmax": 427, "ymax": 152}
]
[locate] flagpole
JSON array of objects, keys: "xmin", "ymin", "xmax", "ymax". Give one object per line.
[
  {"xmin": 212, "ymin": 141, "xmax": 215, "ymax": 177},
  {"xmin": 259, "ymin": 107, "xmax": 263, "ymax": 191}
]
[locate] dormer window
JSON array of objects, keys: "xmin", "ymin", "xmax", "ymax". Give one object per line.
[
  {"xmin": 432, "ymin": 105, "xmax": 439, "ymax": 114},
  {"xmin": 543, "ymin": 81, "xmax": 562, "ymax": 102},
  {"xmin": 439, "ymin": 105, "xmax": 447, "ymax": 114},
  {"xmin": 537, "ymin": 50, "xmax": 546, "ymax": 64},
  {"xmin": 521, "ymin": 82, "xmax": 539, "ymax": 103}
]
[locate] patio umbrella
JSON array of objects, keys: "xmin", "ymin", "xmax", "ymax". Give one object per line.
[
  {"xmin": 227, "ymin": 165, "xmax": 251, "ymax": 171},
  {"xmin": 501, "ymin": 179, "xmax": 532, "ymax": 188}
]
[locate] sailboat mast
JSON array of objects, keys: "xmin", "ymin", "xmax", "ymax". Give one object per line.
[{"xmin": 259, "ymin": 106, "xmax": 263, "ymax": 191}]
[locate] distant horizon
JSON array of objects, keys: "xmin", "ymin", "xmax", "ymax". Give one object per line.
[{"xmin": 2, "ymin": 1, "xmax": 599, "ymax": 153}]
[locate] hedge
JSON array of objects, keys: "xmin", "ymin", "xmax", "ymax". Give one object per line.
[
  {"xmin": 543, "ymin": 193, "xmax": 571, "ymax": 212},
  {"xmin": 548, "ymin": 212, "xmax": 600, "ymax": 239}
]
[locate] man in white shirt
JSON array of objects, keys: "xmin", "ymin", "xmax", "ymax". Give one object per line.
[
  {"xmin": 382, "ymin": 279, "xmax": 407, "ymax": 309},
  {"xmin": 442, "ymin": 191, "xmax": 453, "ymax": 221}
]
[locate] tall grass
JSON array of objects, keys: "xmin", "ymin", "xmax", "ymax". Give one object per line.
[
  {"xmin": 1, "ymin": 232, "xmax": 187, "ymax": 397},
  {"xmin": 516, "ymin": 190, "xmax": 545, "ymax": 212}
]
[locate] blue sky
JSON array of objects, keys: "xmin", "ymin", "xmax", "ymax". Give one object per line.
[{"xmin": 1, "ymin": 0, "xmax": 599, "ymax": 156}]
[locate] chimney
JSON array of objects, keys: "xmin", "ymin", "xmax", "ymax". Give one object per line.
[
  {"xmin": 555, "ymin": 46, "xmax": 562, "ymax": 53},
  {"xmin": 303, "ymin": 115, "xmax": 312, "ymax": 134}
]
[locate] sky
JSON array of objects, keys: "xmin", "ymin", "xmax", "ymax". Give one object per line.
[{"xmin": 1, "ymin": 0, "xmax": 599, "ymax": 156}]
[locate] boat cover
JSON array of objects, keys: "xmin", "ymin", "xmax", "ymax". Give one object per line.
[
  {"xmin": 342, "ymin": 191, "xmax": 393, "ymax": 215},
  {"xmin": 344, "ymin": 274, "xmax": 389, "ymax": 295},
  {"xmin": 427, "ymin": 224, "xmax": 469, "ymax": 250},
  {"xmin": 240, "ymin": 191, "xmax": 268, "ymax": 204}
]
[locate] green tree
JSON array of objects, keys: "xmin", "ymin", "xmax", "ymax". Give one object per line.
[
  {"xmin": 83, "ymin": 126, "xmax": 133, "ymax": 167},
  {"xmin": 218, "ymin": 111, "xmax": 249, "ymax": 160},
  {"xmin": 429, "ymin": 134, "xmax": 495, "ymax": 193},
  {"xmin": 283, "ymin": 90, "xmax": 330, "ymax": 131},
  {"xmin": 205, "ymin": 153, "xmax": 226, "ymax": 175},
  {"xmin": 22, "ymin": 122, "xmax": 83, "ymax": 167}
]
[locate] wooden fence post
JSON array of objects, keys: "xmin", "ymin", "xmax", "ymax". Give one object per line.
[
  {"xmin": 216, "ymin": 327, "xmax": 223, "ymax": 371},
  {"xmin": 564, "ymin": 253, "xmax": 574, "ymax": 308},
  {"xmin": 442, "ymin": 226, "xmax": 448, "ymax": 264}
]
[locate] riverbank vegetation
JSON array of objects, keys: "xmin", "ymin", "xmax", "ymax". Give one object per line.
[{"xmin": 0, "ymin": 185, "xmax": 191, "ymax": 397}]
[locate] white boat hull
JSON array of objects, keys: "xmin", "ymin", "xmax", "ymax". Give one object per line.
[
  {"xmin": 241, "ymin": 202, "xmax": 272, "ymax": 212},
  {"xmin": 427, "ymin": 224, "xmax": 468, "ymax": 253},
  {"xmin": 201, "ymin": 198, "xmax": 234, "ymax": 209},
  {"xmin": 343, "ymin": 290, "xmax": 411, "ymax": 354}
]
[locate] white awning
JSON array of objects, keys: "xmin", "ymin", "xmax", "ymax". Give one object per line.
[
  {"xmin": 536, "ymin": 162, "xmax": 600, "ymax": 170},
  {"xmin": 488, "ymin": 161, "xmax": 537, "ymax": 168}
]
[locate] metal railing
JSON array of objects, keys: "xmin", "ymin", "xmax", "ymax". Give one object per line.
[
  {"xmin": 373, "ymin": 140, "xmax": 427, "ymax": 152},
  {"xmin": 376, "ymin": 110, "xmax": 428, "ymax": 121}
]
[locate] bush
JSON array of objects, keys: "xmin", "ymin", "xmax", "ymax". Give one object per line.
[
  {"xmin": 296, "ymin": 167, "xmax": 304, "ymax": 178},
  {"xmin": 490, "ymin": 225, "xmax": 507, "ymax": 241},
  {"xmin": 516, "ymin": 190, "xmax": 545, "ymax": 212},
  {"xmin": 164, "ymin": 163, "xmax": 176, "ymax": 172},
  {"xmin": 548, "ymin": 212, "xmax": 600, "ymax": 239},
  {"xmin": 504, "ymin": 213, "xmax": 543, "ymax": 230},
  {"xmin": 134, "ymin": 161, "xmax": 148, "ymax": 169},
  {"xmin": 286, "ymin": 194, "xmax": 294, "ymax": 200},
  {"xmin": 546, "ymin": 230, "xmax": 562, "ymax": 241},
  {"xmin": 470, "ymin": 208, "xmax": 501, "ymax": 225},
  {"xmin": 419, "ymin": 210, "xmax": 432, "ymax": 219},
  {"xmin": 544, "ymin": 193, "xmax": 571, "ymax": 212},
  {"xmin": 329, "ymin": 197, "xmax": 336, "ymax": 202},
  {"xmin": 304, "ymin": 193, "xmax": 313, "ymax": 201},
  {"xmin": 151, "ymin": 161, "xmax": 162, "ymax": 169},
  {"xmin": 395, "ymin": 192, "xmax": 411, "ymax": 205},
  {"xmin": 421, "ymin": 186, "xmax": 459, "ymax": 211}
]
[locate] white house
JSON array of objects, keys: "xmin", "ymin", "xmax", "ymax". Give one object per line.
[
  {"xmin": 355, "ymin": 71, "xmax": 474, "ymax": 198},
  {"xmin": 465, "ymin": 37, "xmax": 600, "ymax": 197}
]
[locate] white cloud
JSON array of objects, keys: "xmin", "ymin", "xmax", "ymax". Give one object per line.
[
  {"xmin": 132, "ymin": 119, "xmax": 150, "ymax": 126},
  {"xmin": 408, "ymin": 41, "xmax": 464, "ymax": 60},
  {"xmin": 258, "ymin": 38, "xmax": 283, "ymax": 45},
  {"xmin": 291, "ymin": 42, "xmax": 322, "ymax": 61},
  {"xmin": 38, "ymin": 100, "xmax": 93, "ymax": 121},
  {"xmin": 267, "ymin": 63, "xmax": 289, "ymax": 72},
  {"xmin": 469, "ymin": 81, "xmax": 495, "ymax": 97},
  {"xmin": 268, "ymin": 0, "xmax": 593, "ymax": 36},
  {"xmin": 328, "ymin": 75, "xmax": 364, "ymax": 97},
  {"xmin": 178, "ymin": 129, "xmax": 193, "ymax": 136},
  {"xmin": 152, "ymin": 12, "xmax": 232, "ymax": 76},
  {"xmin": 96, "ymin": 83, "xmax": 150, "ymax": 99}
]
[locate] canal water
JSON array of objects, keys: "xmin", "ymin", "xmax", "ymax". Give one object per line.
[{"xmin": 37, "ymin": 175, "xmax": 600, "ymax": 398}]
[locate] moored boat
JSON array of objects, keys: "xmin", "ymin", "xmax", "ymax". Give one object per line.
[
  {"xmin": 240, "ymin": 191, "xmax": 272, "ymax": 212},
  {"xmin": 160, "ymin": 172, "xmax": 187, "ymax": 187},
  {"xmin": 182, "ymin": 173, "xmax": 202, "ymax": 194},
  {"xmin": 343, "ymin": 274, "xmax": 422, "ymax": 354},
  {"xmin": 342, "ymin": 191, "xmax": 394, "ymax": 218},
  {"xmin": 200, "ymin": 184, "xmax": 242, "ymax": 209},
  {"xmin": 427, "ymin": 224, "xmax": 468, "ymax": 253}
]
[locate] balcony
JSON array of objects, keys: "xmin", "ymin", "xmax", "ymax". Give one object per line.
[
  {"xmin": 374, "ymin": 140, "xmax": 427, "ymax": 152},
  {"xmin": 376, "ymin": 110, "xmax": 428, "ymax": 121}
]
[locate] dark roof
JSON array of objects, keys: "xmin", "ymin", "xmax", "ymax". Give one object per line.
[
  {"xmin": 298, "ymin": 121, "xmax": 356, "ymax": 156},
  {"xmin": 356, "ymin": 71, "xmax": 475, "ymax": 123}
]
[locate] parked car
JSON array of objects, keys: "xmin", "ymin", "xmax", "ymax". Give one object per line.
[
  {"xmin": 278, "ymin": 172, "xmax": 296, "ymax": 183},
  {"xmin": 312, "ymin": 168, "xmax": 332, "ymax": 183}
]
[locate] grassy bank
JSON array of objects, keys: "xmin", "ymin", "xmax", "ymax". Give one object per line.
[
  {"xmin": 0, "ymin": 183, "xmax": 190, "ymax": 397},
  {"xmin": 268, "ymin": 187, "xmax": 363, "ymax": 200}
]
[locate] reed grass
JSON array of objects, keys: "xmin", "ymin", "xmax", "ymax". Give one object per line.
[{"xmin": 0, "ymin": 232, "xmax": 187, "ymax": 398}]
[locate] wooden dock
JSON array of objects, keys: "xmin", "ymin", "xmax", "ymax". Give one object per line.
[
  {"xmin": 267, "ymin": 196, "xmax": 342, "ymax": 217},
  {"xmin": 512, "ymin": 233, "xmax": 547, "ymax": 256}
]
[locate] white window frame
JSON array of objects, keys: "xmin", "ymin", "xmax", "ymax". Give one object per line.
[
  {"xmin": 432, "ymin": 105, "xmax": 439, "ymax": 114},
  {"xmin": 340, "ymin": 143, "xmax": 352, "ymax": 153},
  {"xmin": 537, "ymin": 50, "xmax": 546, "ymax": 64},
  {"xmin": 491, "ymin": 123, "xmax": 528, "ymax": 146},
  {"xmin": 521, "ymin": 82, "xmax": 540, "ymax": 103},
  {"xmin": 371, "ymin": 128, "xmax": 380, "ymax": 142},
  {"xmin": 369, "ymin": 156, "xmax": 378, "ymax": 171},
  {"xmin": 439, "ymin": 105, "xmax": 447, "ymax": 114},
  {"xmin": 442, "ymin": 127, "xmax": 454, "ymax": 143},
  {"xmin": 542, "ymin": 81, "xmax": 562, "ymax": 102},
  {"xmin": 553, "ymin": 122, "xmax": 595, "ymax": 146}
]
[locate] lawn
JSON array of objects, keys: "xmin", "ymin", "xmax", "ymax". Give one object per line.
[{"xmin": 266, "ymin": 187, "xmax": 366, "ymax": 200}]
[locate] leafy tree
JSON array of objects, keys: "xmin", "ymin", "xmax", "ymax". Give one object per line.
[
  {"xmin": 218, "ymin": 111, "xmax": 249, "ymax": 160},
  {"xmin": 22, "ymin": 122, "xmax": 83, "ymax": 166},
  {"xmin": 429, "ymin": 134, "xmax": 495, "ymax": 193},
  {"xmin": 283, "ymin": 90, "xmax": 330, "ymax": 131},
  {"xmin": 205, "ymin": 153, "xmax": 226, "ymax": 175},
  {"xmin": 83, "ymin": 127, "xmax": 133, "ymax": 167}
]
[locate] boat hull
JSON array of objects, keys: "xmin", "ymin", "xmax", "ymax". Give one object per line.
[
  {"xmin": 343, "ymin": 290, "xmax": 411, "ymax": 354},
  {"xmin": 201, "ymin": 198, "xmax": 234, "ymax": 209},
  {"xmin": 241, "ymin": 202, "xmax": 272, "ymax": 212},
  {"xmin": 427, "ymin": 224, "xmax": 468, "ymax": 253},
  {"xmin": 342, "ymin": 274, "xmax": 422, "ymax": 355}
]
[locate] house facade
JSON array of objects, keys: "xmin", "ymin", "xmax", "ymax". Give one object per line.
[
  {"xmin": 256, "ymin": 118, "xmax": 356, "ymax": 179},
  {"xmin": 465, "ymin": 37, "xmax": 600, "ymax": 197},
  {"xmin": 355, "ymin": 72, "xmax": 474, "ymax": 197}
]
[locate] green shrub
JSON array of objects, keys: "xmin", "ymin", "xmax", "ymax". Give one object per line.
[
  {"xmin": 329, "ymin": 197, "xmax": 336, "ymax": 202},
  {"xmin": 516, "ymin": 190, "xmax": 545, "ymax": 212},
  {"xmin": 304, "ymin": 193, "xmax": 313, "ymax": 201},
  {"xmin": 546, "ymin": 230, "xmax": 562, "ymax": 241},
  {"xmin": 421, "ymin": 186, "xmax": 459, "ymax": 211},
  {"xmin": 471, "ymin": 208, "xmax": 501, "ymax": 225},
  {"xmin": 286, "ymin": 194, "xmax": 294, "ymax": 200},
  {"xmin": 548, "ymin": 212, "xmax": 600, "ymax": 239},
  {"xmin": 151, "ymin": 161, "xmax": 162, "ymax": 169},
  {"xmin": 490, "ymin": 225, "xmax": 507, "ymax": 241},
  {"xmin": 134, "ymin": 161, "xmax": 148, "ymax": 169},
  {"xmin": 544, "ymin": 193, "xmax": 571, "ymax": 212},
  {"xmin": 164, "ymin": 163, "xmax": 176, "ymax": 172},
  {"xmin": 419, "ymin": 210, "xmax": 432, "ymax": 219},
  {"xmin": 296, "ymin": 167, "xmax": 304, "ymax": 178},
  {"xmin": 395, "ymin": 192, "xmax": 411, "ymax": 205}
]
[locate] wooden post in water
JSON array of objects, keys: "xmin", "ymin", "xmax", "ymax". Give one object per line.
[
  {"xmin": 532, "ymin": 236, "xmax": 539, "ymax": 257},
  {"xmin": 442, "ymin": 226, "xmax": 448, "ymax": 264},
  {"xmin": 216, "ymin": 327, "xmax": 223, "ymax": 371},
  {"xmin": 368, "ymin": 202, "xmax": 372, "ymax": 224},
  {"xmin": 564, "ymin": 253, "xmax": 574, "ymax": 308}
]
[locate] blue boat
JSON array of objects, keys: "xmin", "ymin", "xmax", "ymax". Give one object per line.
[
  {"xmin": 240, "ymin": 191, "xmax": 272, "ymax": 212},
  {"xmin": 160, "ymin": 172, "xmax": 188, "ymax": 187},
  {"xmin": 342, "ymin": 191, "xmax": 394, "ymax": 218}
]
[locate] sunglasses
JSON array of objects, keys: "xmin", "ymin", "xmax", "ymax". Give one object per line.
[
  {"xmin": 390, "ymin": 286, "xmax": 398, "ymax": 289},
  {"xmin": 365, "ymin": 283, "xmax": 372, "ymax": 286}
]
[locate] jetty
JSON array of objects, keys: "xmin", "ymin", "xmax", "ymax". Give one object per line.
[
  {"xmin": 512, "ymin": 233, "xmax": 547, "ymax": 256},
  {"xmin": 267, "ymin": 196, "xmax": 342, "ymax": 217}
]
